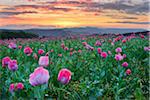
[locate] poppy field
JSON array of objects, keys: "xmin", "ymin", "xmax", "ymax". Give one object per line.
[{"xmin": 0, "ymin": 33, "xmax": 149, "ymax": 99}]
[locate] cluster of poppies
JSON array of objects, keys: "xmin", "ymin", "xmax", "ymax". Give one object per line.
[
  {"xmin": 9, "ymin": 83, "xmax": 24, "ymax": 93},
  {"xmin": 2, "ymin": 44, "xmax": 72, "ymax": 93},
  {"xmin": 97, "ymin": 48, "xmax": 108, "ymax": 58},
  {"xmin": 29, "ymin": 55, "xmax": 72, "ymax": 86},
  {"xmin": 81, "ymin": 41, "xmax": 131, "ymax": 76},
  {"xmin": 82, "ymin": 42, "xmax": 94, "ymax": 51},
  {"xmin": 115, "ymin": 47, "xmax": 131, "ymax": 75},
  {"xmin": 2, "ymin": 57, "xmax": 18, "ymax": 71}
]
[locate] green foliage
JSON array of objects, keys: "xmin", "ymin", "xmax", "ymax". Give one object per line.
[{"xmin": 0, "ymin": 30, "xmax": 38, "ymax": 39}]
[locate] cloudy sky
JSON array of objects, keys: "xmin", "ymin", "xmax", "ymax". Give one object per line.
[{"xmin": 0, "ymin": 0, "xmax": 149, "ymax": 29}]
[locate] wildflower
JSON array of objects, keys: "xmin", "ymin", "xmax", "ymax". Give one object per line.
[
  {"xmin": 78, "ymin": 49, "xmax": 82, "ymax": 53},
  {"xmin": 2, "ymin": 56, "xmax": 11, "ymax": 67},
  {"xmin": 95, "ymin": 40, "xmax": 102, "ymax": 46},
  {"xmin": 38, "ymin": 56, "xmax": 49, "ymax": 67},
  {"xmin": 111, "ymin": 42, "xmax": 114, "ymax": 46},
  {"xmin": 70, "ymin": 48, "xmax": 73, "ymax": 51},
  {"xmin": 8, "ymin": 42, "xmax": 17, "ymax": 49},
  {"xmin": 123, "ymin": 54, "xmax": 126, "ymax": 59},
  {"xmin": 122, "ymin": 39, "xmax": 126, "ymax": 43},
  {"xmin": 16, "ymin": 83, "xmax": 24, "ymax": 90},
  {"xmin": 101, "ymin": 52, "xmax": 108, "ymax": 58},
  {"xmin": 97, "ymin": 48, "xmax": 102, "ymax": 54},
  {"xmin": 9, "ymin": 83, "xmax": 15, "ymax": 92},
  {"xmin": 58, "ymin": 54, "xmax": 62, "ymax": 57},
  {"xmin": 58, "ymin": 68, "xmax": 72, "ymax": 84},
  {"xmin": 115, "ymin": 47, "xmax": 122, "ymax": 53},
  {"xmin": 108, "ymin": 51, "xmax": 112, "ymax": 55},
  {"xmin": 140, "ymin": 34, "xmax": 145, "ymax": 38},
  {"xmin": 126, "ymin": 69, "xmax": 131, "ymax": 75},
  {"xmin": 82, "ymin": 42, "xmax": 87, "ymax": 46},
  {"xmin": 64, "ymin": 47, "xmax": 69, "ymax": 51},
  {"xmin": 8, "ymin": 60, "xmax": 18, "ymax": 71},
  {"xmin": 122, "ymin": 62, "xmax": 128, "ymax": 67},
  {"xmin": 38, "ymin": 49, "xmax": 45, "ymax": 55},
  {"xmin": 70, "ymin": 52, "xmax": 73, "ymax": 56},
  {"xmin": 24, "ymin": 46, "xmax": 33, "ymax": 56},
  {"xmin": 144, "ymin": 47, "xmax": 150, "ymax": 51},
  {"xmin": 115, "ymin": 54, "xmax": 123, "ymax": 61},
  {"xmin": 33, "ymin": 53, "xmax": 38, "ymax": 60},
  {"xmin": 18, "ymin": 46, "xmax": 22, "ymax": 49},
  {"xmin": 85, "ymin": 44, "xmax": 94, "ymax": 51},
  {"xmin": 29, "ymin": 67, "xmax": 50, "ymax": 86},
  {"xmin": 61, "ymin": 43, "xmax": 65, "ymax": 49}
]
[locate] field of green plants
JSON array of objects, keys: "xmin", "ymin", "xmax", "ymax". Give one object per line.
[{"xmin": 0, "ymin": 33, "xmax": 149, "ymax": 99}]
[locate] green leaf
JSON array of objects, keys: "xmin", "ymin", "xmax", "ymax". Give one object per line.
[
  {"xmin": 100, "ymin": 71, "xmax": 105, "ymax": 78},
  {"xmin": 134, "ymin": 88, "xmax": 145, "ymax": 100}
]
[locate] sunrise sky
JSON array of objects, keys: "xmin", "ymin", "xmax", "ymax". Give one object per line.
[{"xmin": 0, "ymin": 0, "xmax": 149, "ymax": 29}]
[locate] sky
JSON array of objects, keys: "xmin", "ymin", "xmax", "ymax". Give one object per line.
[{"xmin": 0, "ymin": 0, "xmax": 149, "ymax": 29}]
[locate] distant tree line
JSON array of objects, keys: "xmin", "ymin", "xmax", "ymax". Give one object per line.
[{"xmin": 0, "ymin": 30, "xmax": 39, "ymax": 39}]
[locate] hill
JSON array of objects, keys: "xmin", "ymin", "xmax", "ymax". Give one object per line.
[{"xmin": 0, "ymin": 27, "xmax": 148, "ymax": 39}]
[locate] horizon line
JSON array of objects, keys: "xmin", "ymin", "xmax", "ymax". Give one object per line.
[{"xmin": 0, "ymin": 26, "xmax": 148, "ymax": 30}]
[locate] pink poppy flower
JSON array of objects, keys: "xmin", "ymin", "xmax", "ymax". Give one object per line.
[
  {"xmin": 58, "ymin": 54, "xmax": 62, "ymax": 57},
  {"xmin": 18, "ymin": 46, "xmax": 22, "ymax": 49},
  {"xmin": 9, "ymin": 83, "xmax": 15, "ymax": 92},
  {"xmin": 61, "ymin": 43, "xmax": 65, "ymax": 49},
  {"xmin": 45, "ymin": 52, "xmax": 50, "ymax": 56},
  {"xmin": 82, "ymin": 37, "xmax": 86, "ymax": 40},
  {"xmin": 114, "ymin": 35, "xmax": 123, "ymax": 42},
  {"xmin": 111, "ymin": 42, "xmax": 114, "ymax": 46},
  {"xmin": 29, "ymin": 67, "xmax": 50, "ymax": 86},
  {"xmin": 95, "ymin": 40, "xmax": 102, "ymax": 46},
  {"xmin": 115, "ymin": 54, "xmax": 123, "ymax": 61},
  {"xmin": 38, "ymin": 49, "xmax": 45, "ymax": 55},
  {"xmin": 123, "ymin": 54, "xmax": 126, "ymax": 59},
  {"xmin": 82, "ymin": 42, "xmax": 87, "ymax": 46},
  {"xmin": 2, "ymin": 56, "xmax": 11, "ymax": 67},
  {"xmin": 144, "ymin": 47, "xmax": 150, "ymax": 51},
  {"xmin": 58, "ymin": 68, "xmax": 72, "ymax": 84},
  {"xmin": 33, "ymin": 53, "xmax": 38, "ymax": 60},
  {"xmin": 24, "ymin": 46, "xmax": 33, "ymax": 56},
  {"xmin": 122, "ymin": 62, "xmax": 128, "ymax": 67},
  {"xmin": 8, "ymin": 42, "xmax": 17, "ymax": 49},
  {"xmin": 101, "ymin": 52, "xmax": 108, "ymax": 58},
  {"xmin": 97, "ymin": 48, "xmax": 102, "ymax": 54},
  {"xmin": 140, "ymin": 34, "xmax": 145, "ymax": 38},
  {"xmin": 108, "ymin": 51, "xmax": 112, "ymax": 55},
  {"xmin": 16, "ymin": 83, "xmax": 24, "ymax": 90},
  {"xmin": 126, "ymin": 69, "xmax": 131, "ymax": 75},
  {"xmin": 64, "ymin": 47, "xmax": 69, "ymax": 51},
  {"xmin": 70, "ymin": 52, "xmax": 73, "ymax": 56},
  {"xmin": 70, "ymin": 48, "xmax": 73, "ymax": 51},
  {"xmin": 122, "ymin": 39, "xmax": 126, "ymax": 43},
  {"xmin": 38, "ymin": 56, "xmax": 49, "ymax": 67},
  {"xmin": 8, "ymin": 60, "xmax": 18, "ymax": 71},
  {"xmin": 78, "ymin": 49, "xmax": 82, "ymax": 53},
  {"xmin": 85, "ymin": 44, "xmax": 94, "ymax": 51},
  {"xmin": 115, "ymin": 47, "xmax": 122, "ymax": 53}
]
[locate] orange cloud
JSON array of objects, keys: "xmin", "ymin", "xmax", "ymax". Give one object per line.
[{"xmin": 0, "ymin": 0, "xmax": 149, "ymax": 29}]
